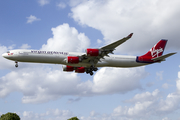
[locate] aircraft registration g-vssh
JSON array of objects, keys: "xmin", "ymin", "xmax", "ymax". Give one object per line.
[{"xmin": 2, "ymin": 33, "xmax": 176, "ymax": 76}]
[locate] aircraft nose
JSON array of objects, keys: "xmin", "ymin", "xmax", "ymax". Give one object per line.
[{"xmin": 2, "ymin": 53, "xmax": 8, "ymax": 58}]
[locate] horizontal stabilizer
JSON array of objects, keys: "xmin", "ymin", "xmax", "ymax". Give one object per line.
[{"xmin": 151, "ymin": 52, "xmax": 177, "ymax": 62}]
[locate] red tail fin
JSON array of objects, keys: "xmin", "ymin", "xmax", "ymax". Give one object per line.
[{"xmin": 137, "ymin": 40, "xmax": 167, "ymax": 63}]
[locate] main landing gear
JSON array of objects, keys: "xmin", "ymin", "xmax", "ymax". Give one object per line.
[
  {"xmin": 15, "ymin": 61, "xmax": 18, "ymax": 68},
  {"xmin": 86, "ymin": 66, "xmax": 98, "ymax": 76}
]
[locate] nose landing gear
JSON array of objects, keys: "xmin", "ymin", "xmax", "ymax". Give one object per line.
[{"xmin": 15, "ymin": 61, "xmax": 18, "ymax": 68}]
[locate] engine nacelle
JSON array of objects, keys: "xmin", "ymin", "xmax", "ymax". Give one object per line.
[
  {"xmin": 86, "ymin": 48, "xmax": 101, "ymax": 56},
  {"xmin": 62, "ymin": 65, "xmax": 74, "ymax": 72},
  {"xmin": 67, "ymin": 56, "xmax": 81, "ymax": 64},
  {"xmin": 75, "ymin": 67, "xmax": 85, "ymax": 73}
]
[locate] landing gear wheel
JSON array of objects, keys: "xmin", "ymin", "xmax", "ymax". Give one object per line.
[
  {"xmin": 15, "ymin": 61, "xmax": 18, "ymax": 68},
  {"xmin": 93, "ymin": 68, "xmax": 98, "ymax": 71},
  {"xmin": 90, "ymin": 72, "xmax": 93, "ymax": 76},
  {"xmin": 86, "ymin": 69, "xmax": 90, "ymax": 74}
]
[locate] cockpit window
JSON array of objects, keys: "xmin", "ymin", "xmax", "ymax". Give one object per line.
[{"xmin": 7, "ymin": 51, "xmax": 10, "ymax": 53}]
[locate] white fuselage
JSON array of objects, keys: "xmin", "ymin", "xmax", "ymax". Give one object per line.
[{"xmin": 2, "ymin": 49, "xmax": 148, "ymax": 68}]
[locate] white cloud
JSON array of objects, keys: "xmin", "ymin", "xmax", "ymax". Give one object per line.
[
  {"xmin": 146, "ymin": 82, "xmax": 154, "ymax": 87},
  {"xmin": 125, "ymin": 89, "xmax": 161, "ymax": 103},
  {"xmin": 162, "ymin": 117, "xmax": 170, "ymax": 120},
  {"xmin": 57, "ymin": 2, "xmax": 66, "ymax": 9},
  {"xmin": 113, "ymin": 101, "xmax": 154, "ymax": 118},
  {"xmin": 157, "ymin": 92, "xmax": 180, "ymax": 114},
  {"xmin": 177, "ymin": 72, "xmax": 180, "ymax": 92},
  {"xmin": 156, "ymin": 71, "xmax": 164, "ymax": 80},
  {"xmin": 41, "ymin": 23, "xmax": 90, "ymax": 52},
  {"xmin": 92, "ymin": 67, "xmax": 146, "ymax": 94},
  {"xmin": 38, "ymin": 0, "xmax": 50, "ymax": 6},
  {"xmin": 8, "ymin": 44, "xmax": 16, "ymax": 50},
  {"xmin": 97, "ymin": 39, "xmax": 102, "ymax": 44},
  {"xmin": 21, "ymin": 109, "xmax": 74, "ymax": 120},
  {"xmin": 67, "ymin": 97, "xmax": 81, "ymax": 103},
  {"xmin": 26, "ymin": 15, "xmax": 41, "ymax": 24},
  {"xmin": 69, "ymin": 0, "xmax": 86, "ymax": 7},
  {"xmin": 112, "ymin": 91, "xmax": 179, "ymax": 119},
  {"xmin": 70, "ymin": 0, "xmax": 180, "ymax": 54},
  {"xmin": 1, "ymin": 66, "xmax": 180, "ymax": 119},
  {"xmin": 109, "ymin": 70, "xmax": 180, "ymax": 119},
  {"xmin": 0, "ymin": 66, "xmax": 146, "ymax": 103},
  {"xmin": 162, "ymin": 83, "xmax": 171, "ymax": 89},
  {"xmin": 90, "ymin": 111, "xmax": 100, "ymax": 117},
  {"xmin": 19, "ymin": 44, "xmax": 31, "ymax": 49},
  {"xmin": 0, "ymin": 66, "xmax": 80, "ymax": 103}
]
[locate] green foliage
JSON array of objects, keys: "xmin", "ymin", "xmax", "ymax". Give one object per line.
[
  {"xmin": 68, "ymin": 116, "xmax": 79, "ymax": 120},
  {"xmin": 0, "ymin": 112, "xmax": 20, "ymax": 120}
]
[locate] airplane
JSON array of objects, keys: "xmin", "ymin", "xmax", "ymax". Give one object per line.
[{"xmin": 2, "ymin": 33, "xmax": 176, "ymax": 76}]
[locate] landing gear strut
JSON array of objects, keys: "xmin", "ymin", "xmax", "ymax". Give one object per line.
[{"xmin": 15, "ymin": 61, "xmax": 18, "ymax": 68}]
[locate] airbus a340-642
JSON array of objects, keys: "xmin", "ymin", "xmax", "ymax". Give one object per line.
[{"xmin": 2, "ymin": 33, "xmax": 176, "ymax": 75}]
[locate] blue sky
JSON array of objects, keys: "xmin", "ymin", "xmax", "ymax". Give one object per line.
[{"xmin": 0, "ymin": 0, "xmax": 180, "ymax": 120}]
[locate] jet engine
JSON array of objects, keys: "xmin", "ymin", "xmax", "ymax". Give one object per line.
[
  {"xmin": 86, "ymin": 49, "xmax": 101, "ymax": 56},
  {"xmin": 62, "ymin": 65, "xmax": 74, "ymax": 72},
  {"xmin": 75, "ymin": 67, "xmax": 85, "ymax": 73},
  {"xmin": 67, "ymin": 56, "xmax": 81, "ymax": 64}
]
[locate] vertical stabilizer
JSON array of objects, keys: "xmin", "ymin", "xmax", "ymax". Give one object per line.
[{"xmin": 137, "ymin": 40, "xmax": 167, "ymax": 63}]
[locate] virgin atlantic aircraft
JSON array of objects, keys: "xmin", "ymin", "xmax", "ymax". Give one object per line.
[{"xmin": 2, "ymin": 33, "xmax": 176, "ymax": 75}]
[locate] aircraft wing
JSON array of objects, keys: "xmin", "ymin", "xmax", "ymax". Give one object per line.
[
  {"xmin": 80, "ymin": 33, "xmax": 133, "ymax": 65},
  {"xmin": 151, "ymin": 52, "xmax": 177, "ymax": 62},
  {"xmin": 101, "ymin": 33, "xmax": 133, "ymax": 51}
]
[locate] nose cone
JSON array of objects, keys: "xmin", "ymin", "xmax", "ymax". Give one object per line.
[{"xmin": 2, "ymin": 53, "xmax": 8, "ymax": 58}]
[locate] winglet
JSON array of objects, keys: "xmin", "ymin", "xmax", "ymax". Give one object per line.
[{"xmin": 127, "ymin": 33, "xmax": 133, "ymax": 38}]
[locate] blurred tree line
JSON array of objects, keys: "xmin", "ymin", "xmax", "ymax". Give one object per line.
[
  {"xmin": 0, "ymin": 112, "xmax": 20, "ymax": 120},
  {"xmin": 68, "ymin": 116, "xmax": 79, "ymax": 120},
  {"xmin": 0, "ymin": 112, "xmax": 79, "ymax": 120}
]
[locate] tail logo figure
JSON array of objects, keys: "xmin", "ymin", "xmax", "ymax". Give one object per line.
[{"xmin": 150, "ymin": 46, "xmax": 163, "ymax": 58}]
